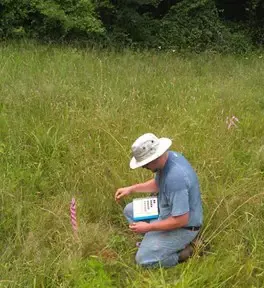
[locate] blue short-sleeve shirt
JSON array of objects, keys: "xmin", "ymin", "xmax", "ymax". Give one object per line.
[{"xmin": 155, "ymin": 151, "xmax": 203, "ymax": 227}]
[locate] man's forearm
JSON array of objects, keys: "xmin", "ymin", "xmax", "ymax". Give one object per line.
[
  {"xmin": 148, "ymin": 214, "xmax": 189, "ymax": 231},
  {"xmin": 130, "ymin": 179, "xmax": 158, "ymax": 194}
]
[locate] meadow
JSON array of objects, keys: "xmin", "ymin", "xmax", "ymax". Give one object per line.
[{"xmin": 0, "ymin": 42, "xmax": 264, "ymax": 287}]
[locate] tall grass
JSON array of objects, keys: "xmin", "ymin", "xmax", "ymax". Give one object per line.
[{"xmin": 0, "ymin": 41, "xmax": 264, "ymax": 287}]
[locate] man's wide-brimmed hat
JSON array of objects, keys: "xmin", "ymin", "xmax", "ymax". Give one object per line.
[{"xmin": 129, "ymin": 133, "xmax": 172, "ymax": 169}]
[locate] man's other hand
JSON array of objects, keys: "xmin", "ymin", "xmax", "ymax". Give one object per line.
[
  {"xmin": 115, "ymin": 187, "xmax": 132, "ymax": 202},
  {"xmin": 129, "ymin": 222, "xmax": 150, "ymax": 234}
]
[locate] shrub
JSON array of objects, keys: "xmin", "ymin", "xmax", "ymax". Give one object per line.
[{"xmin": 0, "ymin": 0, "xmax": 104, "ymax": 40}]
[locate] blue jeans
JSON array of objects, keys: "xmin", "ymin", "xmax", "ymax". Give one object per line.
[{"xmin": 124, "ymin": 202, "xmax": 199, "ymax": 268}]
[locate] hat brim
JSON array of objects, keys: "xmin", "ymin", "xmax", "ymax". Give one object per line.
[{"xmin": 129, "ymin": 138, "xmax": 172, "ymax": 169}]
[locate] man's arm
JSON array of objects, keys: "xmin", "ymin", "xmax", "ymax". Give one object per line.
[
  {"xmin": 115, "ymin": 179, "xmax": 158, "ymax": 201},
  {"xmin": 150, "ymin": 213, "xmax": 189, "ymax": 231},
  {"xmin": 129, "ymin": 179, "xmax": 158, "ymax": 194},
  {"xmin": 129, "ymin": 213, "xmax": 189, "ymax": 233}
]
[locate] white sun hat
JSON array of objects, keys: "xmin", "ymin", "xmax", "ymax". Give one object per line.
[{"xmin": 129, "ymin": 133, "xmax": 172, "ymax": 169}]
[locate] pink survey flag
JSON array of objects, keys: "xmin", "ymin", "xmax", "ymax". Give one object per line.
[
  {"xmin": 226, "ymin": 115, "xmax": 239, "ymax": 129},
  {"xmin": 70, "ymin": 197, "xmax": 78, "ymax": 235}
]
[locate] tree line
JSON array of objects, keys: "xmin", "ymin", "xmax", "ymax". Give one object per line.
[{"xmin": 0, "ymin": 0, "xmax": 263, "ymax": 52}]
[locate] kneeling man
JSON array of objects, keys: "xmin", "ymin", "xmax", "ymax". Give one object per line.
[{"xmin": 115, "ymin": 133, "xmax": 203, "ymax": 268}]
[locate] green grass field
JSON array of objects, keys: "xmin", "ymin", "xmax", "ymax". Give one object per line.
[{"xmin": 1, "ymin": 42, "xmax": 264, "ymax": 287}]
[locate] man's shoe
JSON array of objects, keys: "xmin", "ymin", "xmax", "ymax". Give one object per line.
[
  {"xmin": 178, "ymin": 236, "xmax": 210, "ymax": 263},
  {"xmin": 178, "ymin": 244, "xmax": 194, "ymax": 263}
]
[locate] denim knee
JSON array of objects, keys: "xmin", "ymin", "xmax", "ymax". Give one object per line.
[
  {"xmin": 123, "ymin": 202, "xmax": 133, "ymax": 223},
  {"xmin": 135, "ymin": 249, "xmax": 148, "ymax": 266},
  {"xmin": 136, "ymin": 248, "xmax": 178, "ymax": 268},
  {"xmin": 135, "ymin": 245, "xmax": 159, "ymax": 267}
]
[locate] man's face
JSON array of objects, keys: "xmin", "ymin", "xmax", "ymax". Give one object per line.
[{"xmin": 142, "ymin": 159, "xmax": 159, "ymax": 173}]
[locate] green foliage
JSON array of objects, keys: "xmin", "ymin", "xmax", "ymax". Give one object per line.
[
  {"xmin": 95, "ymin": 0, "xmax": 258, "ymax": 52},
  {"xmin": 0, "ymin": 0, "xmax": 263, "ymax": 50},
  {"xmin": 67, "ymin": 258, "xmax": 114, "ymax": 288},
  {"xmin": 157, "ymin": 0, "xmax": 228, "ymax": 51},
  {"xmin": 215, "ymin": 0, "xmax": 264, "ymax": 46},
  {"xmin": 0, "ymin": 0, "xmax": 104, "ymax": 40},
  {"xmin": 248, "ymin": 0, "xmax": 264, "ymax": 45}
]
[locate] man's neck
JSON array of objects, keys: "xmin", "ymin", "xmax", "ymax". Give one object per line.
[{"xmin": 159, "ymin": 152, "xmax": 169, "ymax": 170}]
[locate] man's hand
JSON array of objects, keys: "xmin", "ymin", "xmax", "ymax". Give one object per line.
[
  {"xmin": 129, "ymin": 222, "xmax": 151, "ymax": 234},
  {"xmin": 115, "ymin": 187, "xmax": 132, "ymax": 202}
]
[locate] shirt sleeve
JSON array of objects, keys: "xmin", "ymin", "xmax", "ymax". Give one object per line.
[{"xmin": 167, "ymin": 181, "xmax": 189, "ymax": 217}]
